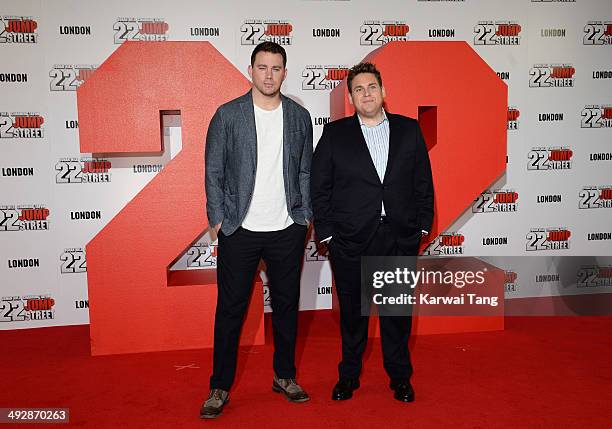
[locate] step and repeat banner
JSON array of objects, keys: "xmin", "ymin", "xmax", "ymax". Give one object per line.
[{"xmin": 1, "ymin": 0, "xmax": 610, "ymax": 329}]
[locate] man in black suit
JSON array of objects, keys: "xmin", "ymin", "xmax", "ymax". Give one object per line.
[{"xmin": 311, "ymin": 62, "xmax": 434, "ymax": 403}]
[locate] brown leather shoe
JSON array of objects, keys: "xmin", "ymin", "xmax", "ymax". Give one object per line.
[
  {"xmin": 200, "ymin": 388, "xmax": 229, "ymax": 419},
  {"xmin": 272, "ymin": 374, "xmax": 310, "ymax": 402}
]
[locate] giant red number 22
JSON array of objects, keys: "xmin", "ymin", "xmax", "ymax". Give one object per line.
[{"xmin": 78, "ymin": 42, "xmax": 264, "ymax": 355}]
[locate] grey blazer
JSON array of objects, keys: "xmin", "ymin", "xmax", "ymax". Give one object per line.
[{"xmin": 205, "ymin": 90, "xmax": 313, "ymax": 236}]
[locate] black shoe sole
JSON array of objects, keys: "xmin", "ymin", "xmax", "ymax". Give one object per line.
[{"xmin": 272, "ymin": 383, "xmax": 311, "ymax": 403}]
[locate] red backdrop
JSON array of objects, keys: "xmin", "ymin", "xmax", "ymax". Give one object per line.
[{"xmin": 78, "ymin": 42, "xmax": 264, "ymax": 356}]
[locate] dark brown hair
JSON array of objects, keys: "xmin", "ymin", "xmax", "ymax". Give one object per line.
[
  {"xmin": 347, "ymin": 62, "xmax": 382, "ymax": 93},
  {"xmin": 251, "ymin": 41, "xmax": 287, "ymax": 67}
]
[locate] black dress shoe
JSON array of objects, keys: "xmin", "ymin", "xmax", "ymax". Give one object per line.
[
  {"xmin": 332, "ymin": 379, "xmax": 360, "ymax": 400},
  {"xmin": 389, "ymin": 380, "xmax": 415, "ymax": 403}
]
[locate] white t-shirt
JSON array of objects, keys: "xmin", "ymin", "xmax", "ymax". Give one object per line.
[{"xmin": 241, "ymin": 102, "xmax": 293, "ymax": 231}]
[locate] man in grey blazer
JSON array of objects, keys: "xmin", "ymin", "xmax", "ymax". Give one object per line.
[{"xmin": 201, "ymin": 42, "xmax": 313, "ymax": 419}]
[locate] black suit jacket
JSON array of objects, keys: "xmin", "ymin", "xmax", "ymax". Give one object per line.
[{"xmin": 311, "ymin": 112, "xmax": 434, "ymax": 256}]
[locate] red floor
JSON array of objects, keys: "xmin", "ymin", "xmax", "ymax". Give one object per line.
[{"xmin": 1, "ymin": 313, "xmax": 611, "ymax": 428}]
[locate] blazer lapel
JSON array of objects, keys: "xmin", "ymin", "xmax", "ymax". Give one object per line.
[
  {"xmin": 281, "ymin": 94, "xmax": 290, "ymax": 176},
  {"xmin": 382, "ymin": 112, "xmax": 399, "ymax": 184},
  {"xmin": 239, "ymin": 91, "xmax": 257, "ymax": 167}
]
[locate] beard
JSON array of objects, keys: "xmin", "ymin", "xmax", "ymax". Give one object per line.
[{"xmin": 254, "ymin": 80, "xmax": 281, "ymax": 97}]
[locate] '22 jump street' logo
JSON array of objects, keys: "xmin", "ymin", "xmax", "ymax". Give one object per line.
[
  {"xmin": 360, "ymin": 21, "xmax": 409, "ymax": 45},
  {"xmin": 424, "ymin": 233, "xmax": 465, "ymax": 255},
  {"xmin": 49, "ymin": 65, "xmax": 96, "ymax": 91},
  {"xmin": 474, "ymin": 21, "xmax": 521, "ymax": 45},
  {"xmin": 526, "ymin": 228, "xmax": 571, "ymax": 251},
  {"xmin": 0, "ymin": 112, "xmax": 44, "ymax": 139},
  {"xmin": 578, "ymin": 186, "xmax": 612, "ymax": 209},
  {"xmin": 527, "ymin": 147, "xmax": 572, "ymax": 170},
  {"xmin": 55, "ymin": 158, "xmax": 112, "ymax": 184},
  {"xmin": 504, "ymin": 271, "xmax": 518, "ymax": 293},
  {"xmin": 60, "ymin": 248, "xmax": 87, "ymax": 273},
  {"xmin": 302, "ymin": 66, "xmax": 349, "ymax": 91},
  {"xmin": 577, "ymin": 266, "xmax": 612, "ymax": 287},
  {"xmin": 0, "ymin": 16, "xmax": 38, "ymax": 43},
  {"xmin": 0, "ymin": 296, "xmax": 55, "ymax": 322},
  {"xmin": 186, "ymin": 242, "xmax": 217, "ymax": 268},
  {"xmin": 240, "ymin": 20, "xmax": 293, "ymax": 45},
  {"xmin": 473, "ymin": 189, "xmax": 518, "ymax": 213},
  {"xmin": 583, "ymin": 21, "xmax": 612, "ymax": 45},
  {"xmin": 114, "ymin": 18, "xmax": 169, "ymax": 44},
  {"xmin": 0, "ymin": 206, "xmax": 50, "ymax": 231},
  {"xmin": 529, "ymin": 64, "xmax": 575, "ymax": 87},
  {"xmin": 581, "ymin": 105, "xmax": 612, "ymax": 128},
  {"xmin": 305, "ymin": 240, "xmax": 329, "ymax": 262},
  {"xmin": 507, "ymin": 107, "xmax": 520, "ymax": 130}
]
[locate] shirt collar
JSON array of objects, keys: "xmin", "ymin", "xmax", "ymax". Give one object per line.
[{"xmin": 358, "ymin": 109, "xmax": 388, "ymax": 128}]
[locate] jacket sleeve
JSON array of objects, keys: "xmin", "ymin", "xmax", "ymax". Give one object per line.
[
  {"xmin": 205, "ymin": 108, "xmax": 226, "ymax": 227},
  {"xmin": 310, "ymin": 124, "xmax": 335, "ymax": 241},
  {"xmin": 300, "ymin": 111, "xmax": 314, "ymax": 221},
  {"xmin": 414, "ymin": 122, "xmax": 434, "ymax": 232}
]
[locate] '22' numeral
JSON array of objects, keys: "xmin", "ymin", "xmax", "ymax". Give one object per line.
[
  {"xmin": 0, "ymin": 209, "xmax": 21, "ymax": 231},
  {"xmin": 50, "ymin": 68, "xmax": 79, "ymax": 91},
  {"xmin": 113, "ymin": 21, "xmax": 140, "ymax": 44},
  {"xmin": 360, "ymin": 25, "xmax": 384, "ymax": 45},
  {"xmin": 583, "ymin": 24, "xmax": 605, "ymax": 45},
  {"xmin": 240, "ymin": 23, "xmax": 264, "ymax": 45},
  {"xmin": 76, "ymin": 42, "xmax": 261, "ymax": 354},
  {"xmin": 0, "ymin": 301, "xmax": 26, "ymax": 322},
  {"xmin": 0, "ymin": 116, "xmax": 14, "ymax": 138}
]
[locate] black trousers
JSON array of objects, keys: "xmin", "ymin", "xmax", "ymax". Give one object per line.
[
  {"xmin": 329, "ymin": 221, "xmax": 420, "ymax": 382},
  {"xmin": 209, "ymin": 223, "xmax": 307, "ymax": 391}
]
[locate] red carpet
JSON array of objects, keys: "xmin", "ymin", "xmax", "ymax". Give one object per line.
[{"xmin": 1, "ymin": 312, "xmax": 611, "ymax": 428}]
